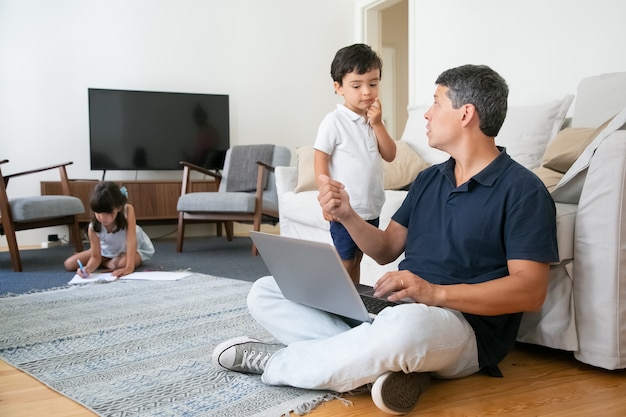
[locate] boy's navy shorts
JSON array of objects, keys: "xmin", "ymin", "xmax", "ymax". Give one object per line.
[{"xmin": 330, "ymin": 217, "xmax": 380, "ymax": 260}]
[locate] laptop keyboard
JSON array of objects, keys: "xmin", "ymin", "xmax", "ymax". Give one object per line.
[{"xmin": 360, "ymin": 294, "xmax": 398, "ymax": 315}]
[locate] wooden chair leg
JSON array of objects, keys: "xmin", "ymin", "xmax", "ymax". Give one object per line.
[
  {"xmin": 5, "ymin": 228, "xmax": 22, "ymax": 272},
  {"xmin": 176, "ymin": 214, "xmax": 185, "ymax": 252},
  {"xmin": 224, "ymin": 221, "xmax": 234, "ymax": 241},
  {"xmin": 251, "ymin": 210, "xmax": 262, "ymax": 256},
  {"xmin": 69, "ymin": 219, "xmax": 83, "ymax": 252}
]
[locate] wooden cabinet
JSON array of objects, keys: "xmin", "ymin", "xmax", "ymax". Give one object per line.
[{"xmin": 41, "ymin": 180, "xmax": 217, "ymax": 224}]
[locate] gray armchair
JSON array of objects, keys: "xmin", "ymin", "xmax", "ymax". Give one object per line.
[
  {"xmin": 176, "ymin": 144, "xmax": 291, "ymax": 255},
  {"xmin": 0, "ymin": 160, "xmax": 85, "ymax": 272}
]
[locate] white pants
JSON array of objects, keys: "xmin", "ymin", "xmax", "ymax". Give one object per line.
[{"xmin": 247, "ymin": 276, "xmax": 480, "ymax": 393}]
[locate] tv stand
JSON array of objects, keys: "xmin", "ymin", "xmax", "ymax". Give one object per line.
[{"xmin": 41, "ymin": 179, "xmax": 217, "ymax": 224}]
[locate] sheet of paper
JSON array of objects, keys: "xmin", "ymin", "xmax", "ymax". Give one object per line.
[{"xmin": 68, "ymin": 271, "xmax": 193, "ymax": 285}]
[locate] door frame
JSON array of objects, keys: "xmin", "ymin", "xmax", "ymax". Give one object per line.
[{"xmin": 354, "ymin": 0, "xmax": 414, "ymax": 105}]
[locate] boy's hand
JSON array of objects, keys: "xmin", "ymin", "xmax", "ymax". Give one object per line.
[
  {"xmin": 318, "ymin": 174, "xmax": 351, "ymax": 221},
  {"xmin": 367, "ymin": 98, "xmax": 383, "ymax": 126}
]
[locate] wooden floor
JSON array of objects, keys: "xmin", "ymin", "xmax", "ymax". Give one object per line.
[{"xmin": 1, "ymin": 343, "xmax": 625, "ymax": 416}]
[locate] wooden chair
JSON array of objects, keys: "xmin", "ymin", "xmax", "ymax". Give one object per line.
[
  {"xmin": 176, "ymin": 145, "xmax": 291, "ymax": 255},
  {"xmin": 0, "ymin": 160, "xmax": 85, "ymax": 272}
]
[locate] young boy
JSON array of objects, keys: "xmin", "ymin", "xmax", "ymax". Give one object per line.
[{"xmin": 314, "ymin": 43, "xmax": 396, "ymax": 284}]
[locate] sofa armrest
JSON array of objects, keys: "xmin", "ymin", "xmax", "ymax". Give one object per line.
[
  {"xmin": 572, "ymin": 129, "xmax": 626, "ymax": 369},
  {"xmin": 275, "ymin": 166, "xmax": 297, "ymax": 196}
]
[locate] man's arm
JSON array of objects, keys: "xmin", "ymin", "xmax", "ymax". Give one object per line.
[
  {"xmin": 318, "ymin": 174, "xmax": 406, "ymax": 264},
  {"xmin": 375, "ymin": 259, "xmax": 550, "ymax": 316}
]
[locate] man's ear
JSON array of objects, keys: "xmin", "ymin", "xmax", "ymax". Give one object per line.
[{"xmin": 460, "ymin": 103, "xmax": 477, "ymax": 127}]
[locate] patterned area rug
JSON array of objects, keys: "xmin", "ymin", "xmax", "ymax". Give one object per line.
[{"xmin": 0, "ymin": 274, "xmax": 334, "ymax": 416}]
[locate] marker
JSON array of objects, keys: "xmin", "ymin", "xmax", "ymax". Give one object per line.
[{"xmin": 77, "ymin": 260, "xmax": 88, "ymax": 277}]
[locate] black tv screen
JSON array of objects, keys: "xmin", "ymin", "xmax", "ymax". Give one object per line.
[{"xmin": 88, "ymin": 88, "xmax": 229, "ymax": 171}]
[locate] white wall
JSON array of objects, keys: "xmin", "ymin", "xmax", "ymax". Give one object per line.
[
  {"xmin": 409, "ymin": 0, "xmax": 626, "ymax": 106},
  {"xmin": 0, "ymin": 0, "xmax": 353, "ymax": 246},
  {"xmin": 3, "ymin": 0, "xmax": 626, "ymax": 247}
]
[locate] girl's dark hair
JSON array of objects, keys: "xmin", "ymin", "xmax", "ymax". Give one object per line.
[
  {"xmin": 90, "ymin": 181, "xmax": 128, "ymax": 232},
  {"xmin": 330, "ymin": 43, "xmax": 383, "ymax": 85}
]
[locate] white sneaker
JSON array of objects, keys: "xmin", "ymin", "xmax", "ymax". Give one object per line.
[
  {"xmin": 212, "ymin": 336, "xmax": 284, "ymax": 374},
  {"xmin": 371, "ymin": 371, "xmax": 431, "ymax": 415}
]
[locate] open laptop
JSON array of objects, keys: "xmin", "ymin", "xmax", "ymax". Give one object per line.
[{"xmin": 250, "ymin": 231, "xmax": 402, "ymax": 323}]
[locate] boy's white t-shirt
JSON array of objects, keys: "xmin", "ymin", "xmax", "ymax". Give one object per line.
[{"xmin": 314, "ymin": 104, "xmax": 385, "ymax": 220}]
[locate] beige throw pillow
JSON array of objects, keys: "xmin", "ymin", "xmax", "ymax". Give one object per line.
[
  {"xmin": 294, "ymin": 142, "xmax": 429, "ymax": 192},
  {"xmin": 532, "ymin": 166, "xmax": 564, "ymax": 193},
  {"xmin": 542, "ymin": 117, "xmax": 614, "ymax": 173},
  {"xmin": 383, "ymin": 141, "xmax": 430, "ymax": 189},
  {"xmin": 294, "ymin": 146, "xmax": 317, "ymax": 192},
  {"xmin": 533, "ymin": 115, "xmax": 615, "ymax": 192}
]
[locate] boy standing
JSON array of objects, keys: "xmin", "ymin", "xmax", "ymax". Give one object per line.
[{"xmin": 314, "ymin": 43, "xmax": 396, "ymax": 284}]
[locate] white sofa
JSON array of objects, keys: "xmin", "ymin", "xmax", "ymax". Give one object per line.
[{"xmin": 275, "ymin": 73, "xmax": 626, "ymax": 370}]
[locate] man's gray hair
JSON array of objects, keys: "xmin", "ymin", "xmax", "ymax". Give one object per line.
[{"xmin": 435, "ymin": 65, "xmax": 508, "ymax": 137}]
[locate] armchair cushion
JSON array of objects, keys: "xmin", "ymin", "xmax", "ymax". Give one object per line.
[
  {"xmin": 177, "ymin": 192, "xmax": 256, "ymax": 213},
  {"xmin": 224, "ymin": 144, "xmax": 275, "ymax": 192},
  {"xmin": 10, "ymin": 196, "xmax": 84, "ymax": 222}
]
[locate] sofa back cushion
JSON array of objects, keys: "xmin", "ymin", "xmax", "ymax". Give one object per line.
[
  {"xmin": 571, "ymin": 72, "xmax": 626, "ymax": 128},
  {"xmin": 401, "ymin": 95, "xmax": 573, "ymax": 170}
]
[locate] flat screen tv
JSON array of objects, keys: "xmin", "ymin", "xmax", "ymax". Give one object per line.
[{"xmin": 88, "ymin": 88, "xmax": 229, "ymax": 171}]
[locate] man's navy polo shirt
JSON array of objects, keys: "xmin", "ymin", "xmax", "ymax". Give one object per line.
[{"xmin": 392, "ymin": 147, "xmax": 558, "ymax": 370}]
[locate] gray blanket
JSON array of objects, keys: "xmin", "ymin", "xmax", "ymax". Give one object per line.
[{"xmin": 225, "ymin": 144, "xmax": 275, "ymax": 192}]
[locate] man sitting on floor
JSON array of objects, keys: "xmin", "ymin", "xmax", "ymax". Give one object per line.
[{"xmin": 212, "ymin": 64, "xmax": 558, "ymax": 415}]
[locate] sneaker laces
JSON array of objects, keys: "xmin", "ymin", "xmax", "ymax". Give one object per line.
[{"xmin": 239, "ymin": 347, "xmax": 273, "ymax": 373}]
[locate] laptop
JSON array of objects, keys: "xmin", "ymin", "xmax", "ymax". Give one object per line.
[{"xmin": 250, "ymin": 231, "xmax": 402, "ymax": 323}]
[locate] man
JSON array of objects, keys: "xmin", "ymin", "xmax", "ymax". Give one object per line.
[{"xmin": 213, "ymin": 65, "xmax": 558, "ymax": 415}]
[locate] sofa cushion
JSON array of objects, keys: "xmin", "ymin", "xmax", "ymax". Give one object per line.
[
  {"xmin": 552, "ymin": 107, "xmax": 626, "ymax": 204},
  {"xmin": 400, "ymin": 105, "xmax": 449, "ymax": 164},
  {"xmin": 544, "ymin": 116, "xmax": 614, "ymax": 173},
  {"xmin": 401, "ymin": 96, "xmax": 574, "ymax": 170},
  {"xmin": 542, "ymin": 128, "xmax": 597, "ymax": 173},
  {"xmin": 495, "ymin": 95, "xmax": 574, "ymax": 170},
  {"xmin": 554, "ymin": 203, "xmax": 577, "ymax": 262},
  {"xmin": 571, "ymin": 72, "xmax": 626, "ymax": 128},
  {"xmin": 293, "ymin": 142, "xmax": 429, "ymax": 192},
  {"xmin": 294, "ymin": 146, "xmax": 317, "ymax": 192},
  {"xmin": 532, "ymin": 166, "xmax": 563, "ymax": 193},
  {"xmin": 382, "ymin": 141, "xmax": 430, "ymax": 190},
  {"xmin": 533, "ymin": 117, "xmax": 614, "ymax": 192}
]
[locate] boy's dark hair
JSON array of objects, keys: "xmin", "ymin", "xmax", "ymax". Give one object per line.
[
  {"xmin": 90, "ymin": 181, "xmax": 128, "ymax": 232},
  {"xmin": 330, "ymin": 43, "xmax": 383, "ymax": 85},
  {"xmin": 435, "ymin": 64, "xmax": 509, "ymax": 137}
]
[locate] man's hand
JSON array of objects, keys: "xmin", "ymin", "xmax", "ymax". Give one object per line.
[
  {"xmin": 374, "ymin": 270, "xmax": 441, "ymax": 306},
  {"xmin": 317, "ymin": 174, "xmax": 351, "ymax": 221}
]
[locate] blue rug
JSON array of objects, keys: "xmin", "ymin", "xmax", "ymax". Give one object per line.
[{"xmin": 0, "ymin": 274, "xmax": 334, "ymax": 416}]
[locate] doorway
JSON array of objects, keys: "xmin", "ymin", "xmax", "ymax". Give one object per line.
[{"xmin": 355, "ymin": 0, "xmax": 409, "ymax": 139}]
